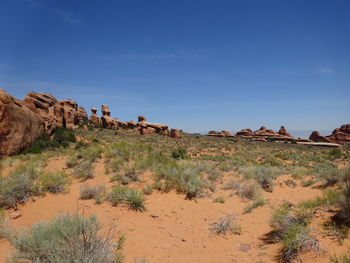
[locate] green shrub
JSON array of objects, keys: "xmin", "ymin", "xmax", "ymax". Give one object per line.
[
  {"xmin": 330, "ymin": 252, "xmax": 350, "ymax": 263},
  {"xmin": 213, "ymin": 196, "xmax": 225, "ymax": 203},
  {"xmin": 38, "ymin": 171, "xmax": 69, "ymax": 193},
  {"xmin": 171, "ymin": 148, "xmax": 187, "ymax": 160},
  {"xmin": 109, "ymin": 186, "xmax": 146, "ymax": 211},
  {"xmin": 210, "ymin": 215, "xmax": 242, "ymax": 235},
  {"xmin": 0, "ymin": 165, "xmax": 39, "ymax": 208},
  {"xmin": 75, "ymin": 160, "xmax": 94, "ymax": 180},
  {"xmin": 142, "ymin": 185, "xmax": 153, "ymax": 195},
  {"xmin": 315, "ymin": 162, "xmax": 340, "ymax": 186},
  {"xmin": 339, "ymin": 166, "xmax": 350, "ymax": 221},
  {"xmin": 270, "ymin": 203, "xmax": 321, "ymax": 262},
  {"xmin": 243, "ymin": 198, "xmax": 266, "ymax": 213},
  {"xmin": 6, "ymin": 213, "xmax": 122, "ymax": 263},
  {"xmin": 53, "ymin": 127, "xmax": 76, "ymax": 144}
]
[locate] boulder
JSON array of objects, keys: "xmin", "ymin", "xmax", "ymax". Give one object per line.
[
  {"xmin": 327, "ymin": 127, "xmax": 350, "ymax": 144},
  {"xmin": 170, "ymin": 129, "xmax": 181, "ymax": 138},
  {"xmin": 255, "ymin": 126, "xmax": 278, "ymax": 136},
  {"xmin": 0, "ymin": 89, "xmax": 45, "ymax": 156},
  {"xmin": 309, "ymin": 131, "xmax": 332, "ymax": 143},
  {"xmin": 207, "ymin": 131, "xmax": 225, "ymax": 137},
  {"xmin": 138, "ymin": 115, "xmax": 146, "ymax": 122},
  {"xmin": 139, "ymin": 126, "xmax": 156, "ymax": 135}
]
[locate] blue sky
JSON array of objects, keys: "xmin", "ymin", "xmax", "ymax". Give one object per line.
[{"xmin": 0, "ymin": 0, "xmax": 349, "ymax": 133}]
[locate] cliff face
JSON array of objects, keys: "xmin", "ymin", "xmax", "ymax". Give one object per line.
[{"xmin": 0, "ymin": 90, "xmax": 87, "ymax": 156}]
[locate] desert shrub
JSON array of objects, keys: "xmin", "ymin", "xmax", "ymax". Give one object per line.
[
  {"xmin": 108, "ymin": 186, "xmax": 146, "ymax": 211},
  {"xmin": 301, "ymin": 179, "xmax": 316, "ymax": 187},
  {"xmin": 171, "ymin": 148, "xmax": 187, "ymax": 160},
  {"xmin": 270, "ymin": 203, "xmax": 321, "ymax": 262},
  {"xmin": 328, "ymin": 148, "xmax": 343, "ymax": 159},
  {"xmin": 210, "ymin": 215, "xmax": 241, "ymax": 235},
  {"xmin": 298, "ymin": 189, "xmax": 342, "ymax": 210},
  {"xmin": 155, "ymin": 163, "xmax": 207, "ymax": 199},
  {"xmin": 0, "ymin": 165, "xmax": 39, "ymax": 208},
  {"xmin": 37, "ymin": 171, "xmax": 69, "ymax": 193},
  {"xmin": 6, "ymin": 213, "xmax": 123, "ymax": 263},
  {"xmin": 22, "ymin": 134, "xmax": 60, "ymax": 154},
  {"xmin": 75, "ymin": 140, "xmax": 89, "ymax": 150},
  {"xmin": 243, "ymin": 198, "xmax": 266, "ymax": 213},
  {"xmin": 213, "ymin": 196, "xmax": 225, "ymax": 203},
  {"xmin": 284, "ymin": 179, "xmax": 297, "ymax": 188},
  {"xmin": 330, "ymin": 252, "xmax": 350, "ymax": 263},
  {"xmin": 142, "ymin": 185, "xmax": 153, "ymax": 195},
  {"xmin": 239, "ymin": 166, "xmax": 277, "ymax": 192},
  {"xmin": 235, "ymin": 182, "xmax": 262, "ymax": 200},
  {"xmin": 75, "ymin": 160, "xmax": 94, "ymax": 180},
  {"xmin": 314, "ymin": 162, "xmax": 340, "ymax": 186},
  {"xmin": 338, "ymin": 166, "xmax": 350, "ymax": 221},
  {"xmin": 53, "ymin": 127, "xmax": 76, "ymax": 145},
  {"xmin": 80, "ymin": 185, "xmax": 106, "ymax": 202},
  {"xmin": 221, "ymin": 179, "xmax": 240, "ymax": 190}
]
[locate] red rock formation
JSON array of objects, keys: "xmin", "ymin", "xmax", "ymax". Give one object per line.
[
  {"xmin": 0, "ymin": 89, "xmax": 45, "ymax": 156},
  {"xmin": 127, "ymin": 120, "xmax": 137, "ymax": 129},
  {"xmin": 89, "ymin": 107, "xmax": 100, "ymax": 127},
  {"xmin": 137, "ymin": 116, "xmax": 168, "ymax": 135},
  {"xmin": 221, "ymin": 130, "xmax": 236, "ymax": 137},
  {"xmin": 309, "ymin": 131, "xmax": 332, "ymax": 143},
  {"xmin": 139, "ymin": 126, "xmax": 157, "ymax": 135},
  {"xmin": 24, "ymin": 91, "xmax": 87, "ymax": 133},
  {"xmin": 326, "ymin": 125, "xmax": 350, "ymax": 144},
  {"xmin": 254, "ymin": 126, "xmax": 278, "ymax": 136},
  {"xmin": 236, "ymin": 128, "xmax": 254, "ymax": 136},
  {"xmin": 170, "ymin": 129, "xmax": 181, "ymax": 138},
  {"xmin": 100, "ymin": 104, "xmax": 118, "ymax": 129},
  {"xmin": 278, "ymin": 126, "xmax": 292, "ymax": 137},
  {"xmin": 138, "ymin": 115, "xmax": 146, "ymax": 122}
]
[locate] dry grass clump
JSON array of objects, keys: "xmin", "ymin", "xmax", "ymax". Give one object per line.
[
  {"xmin": 80, "ymin": 184, "xmax": 106, "ymax": 203},
  {"xmin": 108, "ymin": 185, "xmax": 146, "ymax": 211},
  {"xmin": 210, "ymin": 214, "xmax": 242, "ymax": 235},
  {"xmin": 4, "ymin": 213, "xmax": 124, "ymax": 263}
]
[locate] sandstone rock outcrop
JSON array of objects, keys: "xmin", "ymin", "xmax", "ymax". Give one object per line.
[
  {"xmin": 100, "ymin": 104, "xmax": 118, "ymax": 129},
  {"xmin": 236, "ymin": 128, "xmax": 254, "ymax": 137},
  {"xmin": 278, "ymin": 126, "xmax": 292, "ymax": 137},
  {"xmin": 24, "ymin": 92, "xmax": 87, "ymax": 133},
  {"xmin": 170, "ymin": 128, "xmax": 181, "ymax": 138},
  {"xmin": 207, "ymin": 130, "xmax": 235, "ymax": 137},
  {"xmin": 90, "ymin": 107, "xmax": 101, "ymax": 127},
  {"xmin": 0, "ymin": 89, "xmax": 45, "ymax": 156},
  {"xmin": 137, "ymin": 116, "xmax": 169, "ymax": 135},
  {"xmin": 309, "ymin": 131, "xmax": 332, "ymax": 143},
  {"xmin": 310, "ymin": 124, "xmax": 350, "ymax": 144}
]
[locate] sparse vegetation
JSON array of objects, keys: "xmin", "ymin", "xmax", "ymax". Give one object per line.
[
  {"xmin": 108, "ymin": 185, "xmax": 146, "ymax": 211},
  {"xmin": 80, "ymin": 184, "xmax": 106, "ymax": 203},
  {"xmin": 210, "ymin": 214, "xmax": 242, "ymax": 235},
  {"xmin": 4, "ymin": 213, "xmax": 123, "ymax": 263}
]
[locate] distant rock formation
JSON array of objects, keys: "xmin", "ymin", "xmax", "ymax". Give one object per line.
[
  {"xmin": 137, "ymin": 116, "xmax": 169, "ymax": 136},
  {"xmin": 0, "ymin": 89, "xmax": 45, "ymax": 156},
  {"xmin": 207, "ymin": 130, "xmax": 235, "ymax": 137},
  {"xmin": 278, "ymin": 126, "xmax": 292, "ymax": 137},
  {"xmin": 310, "ymin": 124, "xmax": 350, "ymax": 144},
  {"xmin": 309, "ymin": 131, "xmax": 332, "ymax": 143},
  {"xmin": 170, "ymin": 128, "xmax": 181, "ymax": 138},
  {"xmin": 236, "ymin": 128, "xmax": 254, "ymax": 137}
]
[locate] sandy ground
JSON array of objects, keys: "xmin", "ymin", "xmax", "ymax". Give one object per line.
[{"xmin": 1, "ymin": 156, "xmax": 349, "ymax": 263}]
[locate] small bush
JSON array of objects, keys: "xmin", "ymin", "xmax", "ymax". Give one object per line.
[
  {"xmin": 171, "ymin": 148, "xmax": 187, "ymax": 160},
  {"xmin": 330, "ymin": 252, "xmax": 350, "ymax": 263},
  {"xmin": 109, "ymin": 186, "xmax": 146, "ymax": 211},
  {"xmin": 301, "ymin": 179, "xmax": 316, "ymax": 187},
  {"xmin": 210, "ymin": 215, "xmax": 242, "ymax": 235},
  {"xmin": 38, "ymin": 171, "xmax": 69, "ymax": 193},
  {"xmin": 213, "ymin": 196, "xmax": 225, "ymax": 203},
  {"xmin": 75, "ymin": 160, "xmax": 94, "ymax": 181},
  {"xmin": 6, "ymin": 213, "xmax": 122, "ymax": 263},
  {"xmin": 315, "ymin": 162, "xmax": 340, "ymax": 186},
  {"xmin": 236, "ymin": 183, "xmax": 262, "ymax": 200},
  {"xmin": 142, "ymin": 185, "xmax": 153, "ymax": 195},
  {"xmin": 53, "ymin": 127, "xmax": 76, "ymax": 144},
  {"xmin": 339, "ymin": 166, "xmax": 350, "ymax": 221},
  {"xmin": 243, "ymin": 198, "xmax": 266, "ymax": 213},
  {"xmin": 80, "ymin": 185, "xmax": 106, "ymax": 202},
  {"xmin": 0, "ymin": 165, "xmax": 39, "ymax": 208}
]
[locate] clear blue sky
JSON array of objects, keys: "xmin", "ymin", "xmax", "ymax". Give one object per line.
[{"xmin": 0, "ymin": 0, "xmax": 349, "ymax": 133}]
